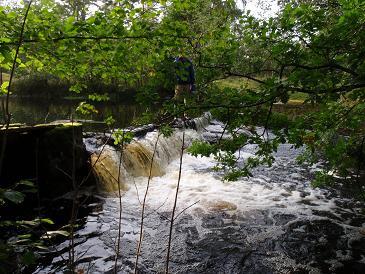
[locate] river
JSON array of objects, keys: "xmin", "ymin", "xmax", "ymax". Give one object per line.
[{"xmin": 34, "ymin": 114, "xmax": 365, "ymax": 273}]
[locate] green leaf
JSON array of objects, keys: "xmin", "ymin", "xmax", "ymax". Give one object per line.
[
  {"xmin": 105, "ymin": 116, "xmax": 116, "ymax": 127},
  {"xmin": 42, "ymin": 230, "xmax": 70, "ymax": 238},
  {"xmin": 113, "ymin": 130, "xmax": 134, "ymax": 145},
  {"xmin": 187, "ymin": 141, "xmax": 215, "ymax": 157},
  {"xmin": 69, "ymin": 83, "xmax": 86, "ymax": 94},
  {"xmin": 35, "ymin": 245, "xmax": 48, "ymax": 250},
  {"xmin": 76, "ymin": 102, "xmax": 98, "ymax": 115},
  {"xmin": 39, "ymin": 218, "xmax": 54, "ymax": 225},
  {"xmin": 88, "ymin": 93, "xmax": 110, "ymax": 102},
  {"xmin": 16, "ymin": 180, "xmax": 35, "ymax": 187},
  {"xmin": 160, "ymin": 125, "xmax": 173, "ymax": 137},
  {"xmin": 18, "ymin": 234, "xmax": 32, "ymax": 239},
  {"xmin": 3, "ymin": 190, "xmax": 25, "ymax": 204},
  {"xmin": 17, "ymin": 220, "xmax": 37, "ymax": 226},
  {"xmin": 21, "ymin": 251, "xmax": 37, "ymax": 266},
  {"xmin": 1, "ymin": 81, "xmax": 9, "ymax": 94}
]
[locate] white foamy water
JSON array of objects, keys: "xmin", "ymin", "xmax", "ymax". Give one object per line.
[{"xmin": 118, "ymin": 127, "xmax": 347, "ymax": 228}]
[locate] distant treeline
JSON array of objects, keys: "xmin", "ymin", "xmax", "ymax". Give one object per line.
[{"xmin": 9, "ymin": 72, "xmax": 175, "ymax": 101}]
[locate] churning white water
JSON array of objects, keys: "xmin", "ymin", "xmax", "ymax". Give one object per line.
[{"xmin": 35, "ymin": 115, "xmax": 365, "ymax": 273}]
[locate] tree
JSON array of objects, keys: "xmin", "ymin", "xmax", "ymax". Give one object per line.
[
  {"xmin": 1, "ymin": 0, "xmax": 363, "ymax": 187},
  {"xmin": 0, "ymin": 0, "xmax": 365, "ymax": 272},
  {"xmin": 189, "ymin": 0, "xmax": 365, "ymax": 189}
]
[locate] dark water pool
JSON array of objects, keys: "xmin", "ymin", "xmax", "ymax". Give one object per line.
[{"xmin": 5, "ymin": 96, "xmax": 146, "ymax": 131}]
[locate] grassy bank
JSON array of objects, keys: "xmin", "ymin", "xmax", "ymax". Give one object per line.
[
  {"xmin": 214, "ymin": 76, "xmax": 259, "ymax": 90},
  {"xmin": 215, "ymin": 76, "xmax": 309, "ymax": 104}
]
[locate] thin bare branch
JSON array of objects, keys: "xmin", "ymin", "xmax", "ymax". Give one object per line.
[
  {"xmin": 0, "ymin": 0, "xmax": 33, "ymax": 176},
  {"xmin": 165, "ymin": 131, "xmax": 185, "ymax": 274},
  {"xmin": 114, "ymin": 132, "xmax": 125, "ymax": 273},
  {"xmin": 173, "ymin": 200, "xmax": 200, "ymax": 221},
  {"xmin": 135, "ymin": 132, "xmax": 161, "ymax": 273}
]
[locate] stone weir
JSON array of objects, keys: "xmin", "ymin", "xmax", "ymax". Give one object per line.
[
  {"xmin": 0, "ymin": 122, "xmax": 93, "ymax": 199},
  {"xmin": 83, "ymin": 113, "xmax": 214, "ymax": 193},
  {"xmin": 0, "ymin": 114, "xmax": 211, "ymax": 199}
]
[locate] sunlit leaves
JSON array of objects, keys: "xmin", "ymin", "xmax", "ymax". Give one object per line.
[
  {"xmin": 104, "ymin": 116, "xmax": 116, "ymax": 127},
  {"xmin": 160, "ymin": 124, "xmax": 173, "ymax": 137},
  {"xmin": 113, "ymin": 129, "xmax": 134, "ymax": 145},
  {"xmin": 188, "ymin": 140, "xmax": 215, "ymax": 157},
  {"xmin": 88, "ymin": 93, "xmax": 110, "ymax": 102},
  {"xmin": 39, "ymin": 218, "xmax": 54, "ymax": 225},
  {"xmin": 0, "ymin": 0, "xmax": 363, "ymax": 191},
  {"xmin": 76, "ymin": 101, "xmax": 98, "ymax": 115},
  {"xmin": 69, "ymin": 83, "xmax": 87, "ymax": 94},
  {"xmin": 1, "ymin": 81, "xmax": 9, "ymax": 94}
]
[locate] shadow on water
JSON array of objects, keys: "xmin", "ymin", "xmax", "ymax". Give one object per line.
[{"xmin": 6, "ymin": 96, "xmax": 146, "ymax": 131}]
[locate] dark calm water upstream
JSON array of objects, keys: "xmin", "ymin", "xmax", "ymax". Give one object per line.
[{"xmin": 6, "ymin": 97, "xmax": 146, "ymax": 131}]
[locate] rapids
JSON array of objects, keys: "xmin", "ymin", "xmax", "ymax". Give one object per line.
[{"xmin": 35, "ymin": 115, "xmax": 365, "ymax": 273}]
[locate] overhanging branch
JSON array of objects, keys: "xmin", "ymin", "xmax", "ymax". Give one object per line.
[
  {"xmin": 285, "ymin": 82, "xmax": 365, "ymax": 94},
  {"xmin": 286, "ymin": 62, "xmax": 358, "ymax": 77},
  {"xmin": 0, "ymin": 34, "xmax": 191, "ymax": 46}
]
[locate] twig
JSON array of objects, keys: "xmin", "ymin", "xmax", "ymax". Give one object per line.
[
  {"xmin": 0, "ymin": 67, "xmax": 5, "ymax": 125},
  {"xmin": 173, "ymin": 200, "xmax": 200, "ymax": 221},
  {"xmin": 356, "ymin": 136, "xmax": 365, "ymax": 186},
  {"xmin": 262, "ymin": 101, "xmax": 274, "ymax": 139},
  {"xmin": 68, "ymin": 116, "xmax": 77, "ymax": 272},
  {"xmin": 134, "ymin": 132, "xmax": 161, "ymax": 273},
  {"xmin": 218, "ymin": 108, "xmax": 230, "ymax": 145},
  {"xmin": 86, "ymin": 261, "xmax": 95, "ymax": 274},
  {"xmin": 56, "ymin": 166, "xmax": 73, "ymax": 181},
  {"xmin": 79, "ymin": 134, "xmax": 112, "ymax": 188},
  {"xmin": 165, "ymin": 131, "xmax": 185, "ymax": 274},
  {"xmin": 98, "ymin": 161, "xmax": 119, "ymax": 184},
  {"xmin": 44, "ymin": 112, "xmax": 50, "ymax": 123},
  {"xmin": 144, "ymin": 195, "xmax": 170, "ymax": 219},
  {"xmin": 0, "ymin": 0, "xmax": 33, "ymax": 176},
  {"xmin": 114, "ymin": 132, "xmax": 125, "ymax": 273},
  {"xmin": 156, "ymin": 97, "xmax": 275, "ymax": 127},
  {"xmin": 75, "ymin": 245, "xmax": 93, "ymax": 264},
  {"xmin": 132, "ymin": 177, "xmax": 143, "ymax": 206},
  {"xmin": 0, "ymin": 33, "xmax": 191, "ymax": 46}
]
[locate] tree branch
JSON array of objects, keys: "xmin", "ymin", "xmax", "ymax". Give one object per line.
[
  {"xmin": 0, "ymin": 0, "xmax": 33, "ymax": 177},
  {"xmin": 286, "ymin": 62, "xmax": 358, "ymax": 77},
  {"xmin": 0, "ymin": 34, "xmax": 191, "ymax": 46},
  {"xmin": 285, "ymin": 82, "xmax": 365, "ymax": 95}
]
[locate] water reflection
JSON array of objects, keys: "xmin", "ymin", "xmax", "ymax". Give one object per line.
[{"xmin": 7, "ymin": 97, "xmax": 146, "ymax": 131}]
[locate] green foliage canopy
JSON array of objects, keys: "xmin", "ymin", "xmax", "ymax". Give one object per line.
[{"xmin": 0, "ymin": 0, "xmax": 364, "ymax": 187}]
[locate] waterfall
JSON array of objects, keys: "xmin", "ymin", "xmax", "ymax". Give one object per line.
[
  {"xmin": 91, "ymin": 147, "xmax": 129, "ymax": 193},
  {"xmin": 192, "ymin": 111, "xmax": 212, "ymax": 131},
  {"xmin": 90, "ymin": 113, "xmax": 211, "ymax": 194}
]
